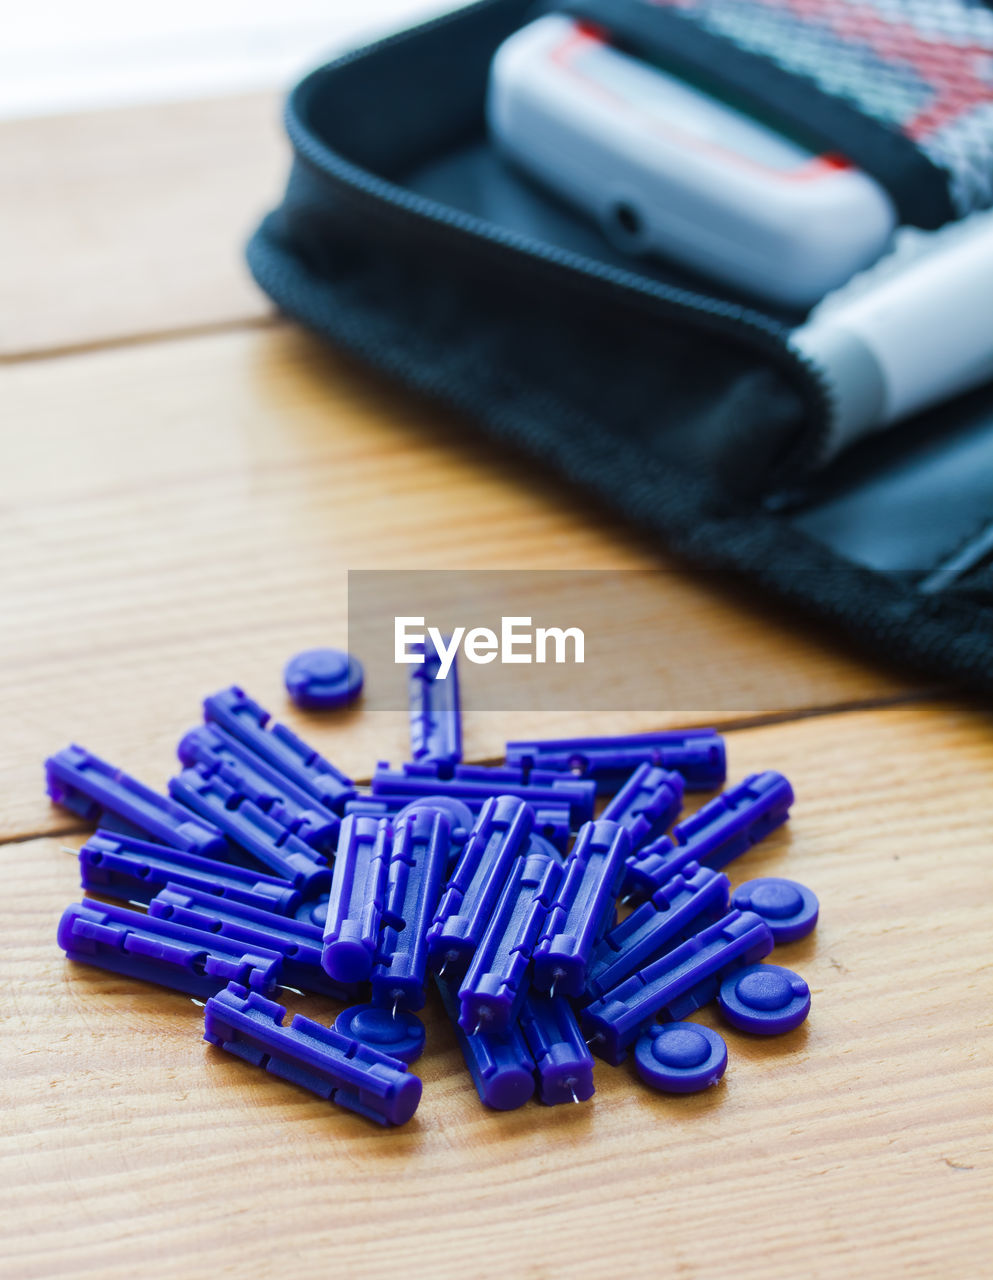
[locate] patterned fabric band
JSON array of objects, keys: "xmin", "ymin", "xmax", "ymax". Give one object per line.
[{"xmin": 562, "ymin": 0, "xmax": 993, "ymax": 225}]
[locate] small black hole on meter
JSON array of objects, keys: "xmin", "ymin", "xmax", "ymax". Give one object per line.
[{"xmin": 613, "ymin": 203, "xmax": 642, "ymax": 238}]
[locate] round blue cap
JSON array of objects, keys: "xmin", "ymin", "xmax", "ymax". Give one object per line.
[
  {"xmin": 718, "ymin": 963, "xmax": 811, "ymax": 1035},
  {"xmin": 529, "ymin": 834, "xmax": 564, "ymax": 862},
  {"xmin": 731, "ymin": 877, "xmax": 818, "ymax": 944},
  {"xmin": 397, "ymin": 796, "xmax": 475, "ymax": 847},
  {"xmin": 335, "ymin": 1004, "xmax": 426, "ymax": 1064},
  {"xmin": 295, "ymin": 895, "xmax": 328, "ymax": 928},
  {"xmin": 284, "ymin": 648, "xmax": 364, "ymax": 710},
  {"xmin": 633, "ymin": 1022, "xmax": 728, "ymax": 1093}
]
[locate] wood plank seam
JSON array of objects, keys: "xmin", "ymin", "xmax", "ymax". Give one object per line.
[{"xmin": 0, "ymin": 313, "xmax": 280, "ymax": 368}]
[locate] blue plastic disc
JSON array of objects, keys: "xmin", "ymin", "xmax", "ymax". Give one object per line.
[
  {"xmin": 295, "ymin": 895, "xmax": 328, "ymax": 929},
  {"xmin": 718, "ymin": 964, "xmax": 811, "ymax": 1035},
  {"xmin": 732, "ymin": 877, "xmax": 818, "ymax": 944},
  {"xmin": 396, "ymin": 796, "xmax": 475, "ymax": 847},
  {"xmin": 284, "ymin": 648, "xmax": 364, "ymax": 710},
  {"xmin": 335, "ymin": 1004, "xmax": 426, "ymax": 1064},
  {"xmin": 528, "ymin": 834, "xmax": 564, "ymax": 862},
  {"xmin": 633, "ymin": 1022, "xmax": 728, "ymax": 1093}
]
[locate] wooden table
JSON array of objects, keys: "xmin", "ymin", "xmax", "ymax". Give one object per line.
[{"xmin": 1, "ymin": 94, "xmax": 990, "ymax": 1280}]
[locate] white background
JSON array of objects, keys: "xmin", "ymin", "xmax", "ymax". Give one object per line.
[{"xmin": 0, "ymin": 0, "xmax": 456, "ymax": 118}]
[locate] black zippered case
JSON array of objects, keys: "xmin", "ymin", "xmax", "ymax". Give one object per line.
[{"xmin": 247, "ymin": 0, "xmax": 993, "ymax": 696}]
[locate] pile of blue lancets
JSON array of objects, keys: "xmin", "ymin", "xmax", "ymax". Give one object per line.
[{"xmin": 48, "ymin": 644, "xmax": 816, "ymax": 1127}]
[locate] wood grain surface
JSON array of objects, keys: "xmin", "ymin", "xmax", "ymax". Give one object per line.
[
  {"xmin": 0, "ymin": 94, "xmax": 282, "ymax": 359},
  {"xmin": 1, "ymin": 92, "xmax": 989, "ymax": 1280}
]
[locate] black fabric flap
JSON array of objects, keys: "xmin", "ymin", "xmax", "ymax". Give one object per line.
[{"xmin": 246, "ymin": 0, "xmax": 993, "ymax": 696}]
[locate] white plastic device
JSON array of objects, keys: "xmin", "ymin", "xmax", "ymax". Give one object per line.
[
  {"xmin": 487, "ymin": 15, "xmax": 897, "ymax": 309},
  {"xmin": 791, "ymin": 207, "xmax": 993, "ymax": 461}
]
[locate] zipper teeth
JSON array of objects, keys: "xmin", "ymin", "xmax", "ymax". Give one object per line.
[{"xmin": 281, "ymin": 0, "xmax": 833, "ymax": 466}]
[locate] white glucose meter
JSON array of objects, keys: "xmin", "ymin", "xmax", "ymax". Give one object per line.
[{"xmin": 487, "ymin": 15, "xmax": 897, "ymax": 309}]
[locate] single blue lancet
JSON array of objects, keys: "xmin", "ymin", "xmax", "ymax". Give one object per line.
[
  {"xmin": 321, "ymin": 815, "xmax": 391, "ymax": 984},
  {"xmin": 342, "ymin": 796, "xmax": 398, "ymax": 819},
  {"xmin": 600, "ymin": 763, "xmax": 684, "ymax": 850},
  {"xmin": 203, "ymin": 686, "xmax": 355, "ymax": 812},
  {"xmin": 205, "ymin": 983, "xmax": 421, "ymax": 1126},
  {"xmin": 585, "ymin": 863, "xmax": 731, "ymax": 1000},
  {"xmin": 372, "ymin": 761, "xmax": 595, "ymax": 827},
  {"xmin": 434, "ymin": 978, "xmax": 536, "ymax": 1111},
  {"xmin": 78, "ymin": 829, "xmax": 301, "ymax": 914},
  {"xmin": 623, "ymin": 771, "xmax": 794, "ymax": 900},
  {"xmin": 580, "ymin": 910, "xmax": 774, "ymax": 1065},
  {"xmin": 671, "ymin": 771, "xmax": 794, "ymax": 864},
  {"xmin": 399, "ymin": 761, "xmax": 526, "ymax": 784},
  {"xmin": 57, "ymin": 900, "xmax": 283, "ymax": 998},
  {"xmin": 45, "ymin": 745, "xmax": 225, "ymax": 857},
  {"xmin": 505, "ymin": 730, "xmax": 726, "ymax": 792},
  {"xmin": 409, "ymin": 637, "xmax": 462, "ymax": 769},
  {"xmin": 168, "ymin": 767, "xmax": 330, "ymax": 895},
  {"xmin": 518, "ymin": 992, "xmax": 595, "ymax": 1105},
  {"xmin": 532, "ymin": 819, "xmax": 631, "ymax": 998},
  {"xmin": 407, "ymin": 764, "xmax": 587, "ymax": 842},
  {"xmin": 178, "ymin": 724, "xmax": 339, "ymax": 852},
  {"xmin": 457, "ymin": 850, "xmax": 562, "ymax": 1034},
  {"xmin": 371, "ymin": 808, "xmax": 451, "ymax": 1014},
  {"xmin": 426, "ymin": 795, "xmax": 534, "ymax": 981},
  {"xmin": 147, "ymin": 886, "xmax": 357, "ymax": 999}
]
